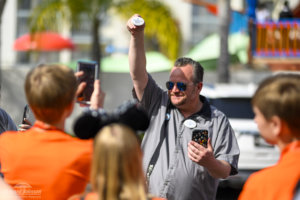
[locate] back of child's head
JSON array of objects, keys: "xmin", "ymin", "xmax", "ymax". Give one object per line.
[
  {"xmin": 252, "ymin": 73, "xmax": 300, "ymax": 134},
  {"xmin": 91, "ymin": 123, "xmax": 147, "ymax": 200},
  {"xmin": 25, "ymin": 64, "xmax": 77, "ymax": 124}
]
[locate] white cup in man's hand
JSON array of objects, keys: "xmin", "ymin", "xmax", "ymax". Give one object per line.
[{"xmin": 131, "ymin": 16, "xmax": 145, "ymax": 26}]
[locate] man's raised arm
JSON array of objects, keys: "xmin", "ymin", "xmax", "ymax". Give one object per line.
[{"xmin": 127, "ymin": 14, "xmax": 148, "ymax": 101}]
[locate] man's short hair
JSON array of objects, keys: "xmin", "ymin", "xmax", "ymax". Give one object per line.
[
  {"xmin": 174, "ymin": 57, "xmax": 204, "ymax": 83},
  {"xmin": 25, "ymin": 64, "xmax": 77, "ymax": 124},
  {"xmin": 252, "ymin": 73, "xmax": 300, "ymax": 134}
]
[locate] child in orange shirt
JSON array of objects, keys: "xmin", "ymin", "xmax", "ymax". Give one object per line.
[
  {"xmin": 0, "ymin": 64, "xmax": 104, "ymax": 200},
  {"xmin": 238, "ymin": 73, "xmax": 300, "ymax": 200}
]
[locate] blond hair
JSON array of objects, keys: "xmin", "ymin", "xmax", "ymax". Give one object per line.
[
  {"xmin": 25, "ymin": 64, "xmax": 77, "ymax": 124},
  {"xmin": 91, "ymin": 124, "xmax": 147, "ymax": 200},
  {"xmin": 252, "ymin": 73, "xmax": 300, "ymax": 135}
]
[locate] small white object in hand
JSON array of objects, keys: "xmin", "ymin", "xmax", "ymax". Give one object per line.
[{"xmin": 131, "ymin": 16, "xmax": 145, "ymax": 26}]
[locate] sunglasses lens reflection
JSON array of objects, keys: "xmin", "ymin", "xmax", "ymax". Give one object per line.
[
  {"xmin": 177, "ymin": 82, "xmax": 186, "ymax": 91},
  {"xmin": 166, "ymin": 81, "xmax": 174, "ymax": 90},
  {"xmin": 166, "ymin": 81, "xmax": 187, "ymax": 91}
]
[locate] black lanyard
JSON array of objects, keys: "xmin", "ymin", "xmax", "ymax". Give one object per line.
[{"xmin": 146, "ymin": 101, "xmax": 172, "ymax": 185}]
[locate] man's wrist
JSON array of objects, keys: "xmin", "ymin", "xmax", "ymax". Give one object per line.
[{"xmin": 132, "ymin": 32, "xmax": 144, "ymax": 40}]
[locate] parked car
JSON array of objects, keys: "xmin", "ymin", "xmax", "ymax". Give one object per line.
[{"xmin": 201, "ymin": 83, "xmax": 280, "ymax": 188}]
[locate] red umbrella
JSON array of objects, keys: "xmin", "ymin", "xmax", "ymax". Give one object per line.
[{"xmin": 13, "ymin": 31, "xmax": 75, "ymax": 51}]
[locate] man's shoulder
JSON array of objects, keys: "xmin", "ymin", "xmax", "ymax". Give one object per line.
[
  {"xmin": 199, "ymin": 95, "xmax": 228, "ymax": 120},
  {"xmin": 209, "ymin": 105, "xmax": 227, "ymax": 118}
]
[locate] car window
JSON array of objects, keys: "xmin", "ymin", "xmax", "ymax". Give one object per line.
[{"xmin": 207, "ymin": 98, "xmax": 254, "ymax": 119}]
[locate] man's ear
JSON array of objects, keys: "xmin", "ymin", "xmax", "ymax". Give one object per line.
[{"xmin": 197, "ymin": 82, "xmax": 203, "ymax": 92}]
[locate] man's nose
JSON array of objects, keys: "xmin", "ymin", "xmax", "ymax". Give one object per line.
[{"xmin": 171, "ymin": 84, "xmax": 180, "ymax": 92}]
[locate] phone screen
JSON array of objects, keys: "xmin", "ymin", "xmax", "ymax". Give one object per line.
[
  {"xmin": 192, "ymin": 130, "xmax": 208, "ymax": 148},
  {"xmin": 77, "ymin": 61, "xmax": 99, "ymax": 104}
]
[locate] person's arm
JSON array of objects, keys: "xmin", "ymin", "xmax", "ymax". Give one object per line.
[
  {"xmin": 187, "ymin": 139, "xmax": 231, "ymax": 178},
  {"xmin": 127, "ymin": 14, "xmax": 148, "ymax": 101},
  {"xmin": 89, "ymin": 79, "xmax": 105, "ymax": 110},
  {"xmin": 17, "ymin": 118, "xmax": 32, "ymax": 132}
]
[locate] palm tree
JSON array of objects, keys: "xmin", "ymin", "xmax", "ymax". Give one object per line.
[
  {"xmin": 29, "ymin": 0, "xmax": 110, "ymax": 67},
  {"xmin": 115, "ymin": 0, "xmax": 181, "ymax": 61},
  {"xmin": 182, "ymin": 0, "xmax": 231, "ymax": 83},
  {"xmin": 0, "ymin": 0, "xmax": 7, "ymax": 93},
  {"xmin": 28, "ymin": 0, "xmax": 181, "ymax": 69}
]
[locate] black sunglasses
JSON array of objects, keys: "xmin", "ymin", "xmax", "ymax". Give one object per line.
[{"xmin": 166, "ymin": 81, "xmax": 187, "ymax": 91}]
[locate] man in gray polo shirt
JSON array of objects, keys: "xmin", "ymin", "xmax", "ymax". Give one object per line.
[{"xmin": 127, "ymin": 14, "xmax": 240, "ymax": 200}]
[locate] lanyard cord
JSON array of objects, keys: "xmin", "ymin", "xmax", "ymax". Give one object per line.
[{"xmin": 146, "ymin": 101, "xmax": 172, "ymax": 185}]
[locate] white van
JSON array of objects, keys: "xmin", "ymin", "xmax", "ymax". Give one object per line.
[{"xmin": 201, "ymin": 83, "xmax": 280, "ymax": 188}]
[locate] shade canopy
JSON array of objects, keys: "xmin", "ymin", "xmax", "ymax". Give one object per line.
[
  {"xmin": 65, "ymin": 51, "xmax": 172, "ymax": 73},
  {"xmin": 101, "ymin": 51, "xmax": 172, "ymax": 73},
  {"xmin": 185, "ymin": 33, "xmax": 249, "ymax": 69},
  {"xmin": 13, "ymin": 32, "xmax": 74, "ymax": 51}
]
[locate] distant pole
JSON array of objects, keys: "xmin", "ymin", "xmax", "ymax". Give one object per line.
[
  {"xmin": 217, "ymin": 0, "xmax": 230, "ymax": 83},
  {"xmin": 0, "ymin": 0, "xmax": 7, "ymax": 97}
]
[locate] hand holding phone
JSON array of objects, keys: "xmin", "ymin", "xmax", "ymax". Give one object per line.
[
  {"xmin": 192, "ymin": 130, "xmax": 208, "ymax": 148},
  {"xmin": 19, "ymin": 104, "xmax": 32, "ymax": 131},
  {"xmin": 76, "ymin": 61, "xmax": 99, "ymax": 104},
  {"xmin": 21, "ymin": 104, "xmax": 30, "ymax": 124}
]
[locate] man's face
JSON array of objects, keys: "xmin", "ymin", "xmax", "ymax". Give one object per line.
[{"xmin": 167, "ymin": 65, "xmax": 201, "ymax": 108}]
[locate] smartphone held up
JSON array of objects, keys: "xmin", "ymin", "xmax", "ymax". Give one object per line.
[
  {"xmin": 192, "ymin": 129, "xmax": 208, "ymax": 148},
  {"xmin": 76, "ymin": 61, "xmax": 99, "ymax": 105}
]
